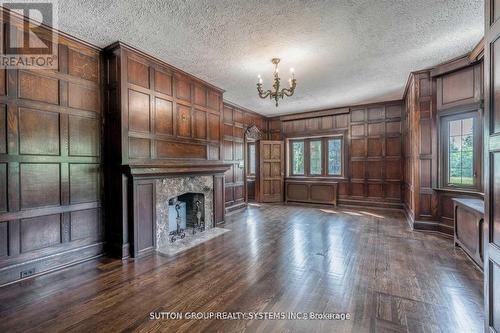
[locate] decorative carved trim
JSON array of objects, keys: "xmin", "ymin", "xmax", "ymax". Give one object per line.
[{"xmin": 245, "ymin": 125, "xmax": 264, "ymax": 140}]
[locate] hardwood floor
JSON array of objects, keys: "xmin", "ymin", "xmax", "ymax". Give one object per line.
[{"xmin": 0, "ymin": 204, "xmax": 483, "ymax": 333}]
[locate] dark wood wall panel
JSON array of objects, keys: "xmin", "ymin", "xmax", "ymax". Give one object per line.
[
  {"xmin": 136, "ymin": 183, "xmax": 154, "ymax": 253},
  {"xmin": 271, "ymin": 102, "xmax": 402, "ymax": 208},
  {"xmin": 106, "ymin": 44, "xmax": 224, "ymax": 165},
  {"xmin": 0, "ymin": 222, "xmax": 7, "ymax": 257},
  {"xmin": 128, "ymin": 89, "xmax": 151, "ymax": 133},
  {"xmin": 69, "ymin": 164, "xmax": 99, "ymax": 204},
  {"xmin": 0, "ymin": 105, "xmax": 5, "ymax": 154},
  {"xmin": 18, "ymin": 71, "xmax": 59, "ymax": 105},
  {"xmin": 0, "ymin": 163, "xmax": 6, "ymax": 212},
  {"xmin": 18, "ymin": 108, "xmax": 60, "ymax": 155},
  {"xmin": 20, "ymin": 214, "xmax": 61, "ymax": 253},
  {"xmin": 20, "ymin": 163, "xmax": 60, "ymax": 209},
  {"xmin": 222, "ymin": 102, "xmax": 266, "ymax": 212},
  {"xmin": 155, "ymin": 98, "xmax": 173, "ymax": 135},
  {"xmin": 70, "ymin": 209, "xmax": 100, "ymax": 241},
  {"xmin": 154, "ymin": 71, "xmax": 172, "ymax": 95},
  {"xmin": 437, "ymin": 64, "xmax": 482, "ymax": 110},
  {"xmin": 0, "ymin": 69, "xmax": 5, "ymax": 96},
  {"xmin": 68, "ymin": 83, "xmax": 99, "ymax": 112},
  {"xmin": 156, "ymin": 141, "xmax": 206, "ymax": 159},
  {"xmin": 68, "ymin": 49, "xmax": 99, "ymax": 82},
  {"xmin": 68, "ymin": 115, "xmax": 99, "ymax": 157},
  {"xmin": 0, "ymin": 13, "xmax": 103, "ymax": 285}
]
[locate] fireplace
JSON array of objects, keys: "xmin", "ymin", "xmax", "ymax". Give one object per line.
[
  {"xmin": 155, "ymin": 176, "xmax": 214, "ymax": 249},
  {"xmin": 114, "ymin": 163, "xmax": 229, "ymax": 258}
]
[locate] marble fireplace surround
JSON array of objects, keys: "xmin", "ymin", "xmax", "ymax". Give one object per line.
[{"xmin": 156, "ymin": 176, "xmax": 214, "ymax": 249}]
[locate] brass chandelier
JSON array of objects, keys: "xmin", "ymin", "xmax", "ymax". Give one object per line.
[{"xmin": 257, "ymin": 58, "xmax": 297, "ymax": 107}]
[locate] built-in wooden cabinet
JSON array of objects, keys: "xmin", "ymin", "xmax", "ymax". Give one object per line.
[
  {"xmin": 453, "ymin": 198, "xmax": 484, "ymax": 268},
  {"xmin": 285, "ymin": 179, "xmax": 338, "ymax": 206}
]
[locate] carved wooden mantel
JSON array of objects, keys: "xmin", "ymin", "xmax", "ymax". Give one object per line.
[{"xmin": 126, "ymin": 162, "xmax": 232, "ymax": 178}]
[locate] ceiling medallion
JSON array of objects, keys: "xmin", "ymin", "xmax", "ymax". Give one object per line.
[{"xmin": 257, "ymin": 58, "xmax": 297, "ymax": 107}]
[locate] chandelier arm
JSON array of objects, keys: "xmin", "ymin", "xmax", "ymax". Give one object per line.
[
  {"xmin": 258, "ymin": 90, "xmax": 272, "ymax": 99},
  {"xmin": 257, "ymin": 84, "xmax": 272, "ymax": 99},
  {"xmin": 281, "ymin": 88, "xmax": 294, "ymax": 97},
  {"xmin": 281, "ymin": 79, "xmax": 297, "ymax": 96}
]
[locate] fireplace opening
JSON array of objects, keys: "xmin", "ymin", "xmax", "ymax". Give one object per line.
[
  {"xmin": 177, "ymin": 193, "xmax": 205, "ymax": 231},
  {"xmin": 156, "ymin": 176, "xmax": 214, "ymax": 249},
  {"xmin": 167, "ymin": 193, "xmax": 206, "ymax": 242}
]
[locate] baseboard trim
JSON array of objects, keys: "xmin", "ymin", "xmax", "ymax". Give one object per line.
[
  {"xmin": 106, "ymin": 241, "xmax": 130, "ymax": 260},
  {"xmin": 0, "ymin": 242, "xmax": 105, "ymax": 287},
  {"xmin": 402, "ymin": 205, "xmax": 454, "ymax": 237},
  {"xmin": 225, "ymin": 202, "xmax": 247, "ymax": 214},
  {"xmin": 413, "ymin": 220, "xmax": 454, "ymax": 236},
  {"xmin": 337, "ymin": 198, "xmax": 403, "ymax": 210}
]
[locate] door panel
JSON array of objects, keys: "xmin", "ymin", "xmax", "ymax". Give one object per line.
[
  {"xmin": 484, "ymin": 1, "xmax": 500, "ymax": 331},
  {"xmin": 258, "ymin": 141, "xmax": 284, "ymax": 203}
]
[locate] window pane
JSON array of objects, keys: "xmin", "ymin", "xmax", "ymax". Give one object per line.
[
  {"xmin": 310, "ymin": 141, "xmax": 322, "ymax": 175},
  {"xmin": 448, "ymin": 117, "xmax": 475, "ymax": 186},
  {"xmin": 292, "ymin": 141, "xmax": 304, "ymax": 175},
  {"xmin": 328, "ymin": 138, "xmax": 342, "ymax": 175},
  {"xmin": 249, "ymin": 144, "xmax": 256, "ymax": 175}
]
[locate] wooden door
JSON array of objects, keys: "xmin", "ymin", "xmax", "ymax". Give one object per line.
[
  {"xmin": 257, "ymin": 141, "xmax": 284, "ymax": 203},
  {"xmin": 484, "ymin": 1, "xmax": 500, "ymax": 331}
]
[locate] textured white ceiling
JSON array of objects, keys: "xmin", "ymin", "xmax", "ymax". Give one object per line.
[{"xmin": 58, "ymin": 0, "xmax": 484, "ymax": 115}]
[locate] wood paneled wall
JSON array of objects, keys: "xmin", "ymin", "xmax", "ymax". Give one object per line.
[
  {"xmin": 403, "ymin": 70, "xmax": 438, "ymax": 227},
  {"xmin": 104, "ymin": 43, "xmax": 224, "ymax": 166},
  {"xmin": 0, "ymin": 14, "xmax": 103, "ymax": 285},
  {"xmin": 403, "ymin": 59, "xmax": 483, "ymax": 235},
  {"xmin": 347, "ymin": 102, "xmax": 403, "ymax": 205},
  {"xmin": 103, "ymin": 42, "xmax": 227, "ymax": 258},
  {"xmin": 270, "ymin": 101, "xmax": 404, "ymax": 208},
  {"xmin": 222, "ymin": 102, "xmax": 266, "ymax": 212}
]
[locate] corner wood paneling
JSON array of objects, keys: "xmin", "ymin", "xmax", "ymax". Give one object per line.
[
  {"xmin": 403, "ymin": 62, "xmax": 484, "ymax": 233},
  {"xmin": 403, "ymin": 71, "xmax": 439, "ymax": 223},
  {"xmin": 222, "ymin": 102, "xmax": 267, "ymax": 212},
  {"xmin": 0, "ymin": 14, "xmax": 102, "ymax": 285},
  {"xmin": 273, "ymin": 101, "xmax": 403, "ymax": 208}
]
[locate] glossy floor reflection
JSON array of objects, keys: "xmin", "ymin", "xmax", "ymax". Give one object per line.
[{"xmin": 0, "ymin": 204, "xmax": 484, "ymax": 332}]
